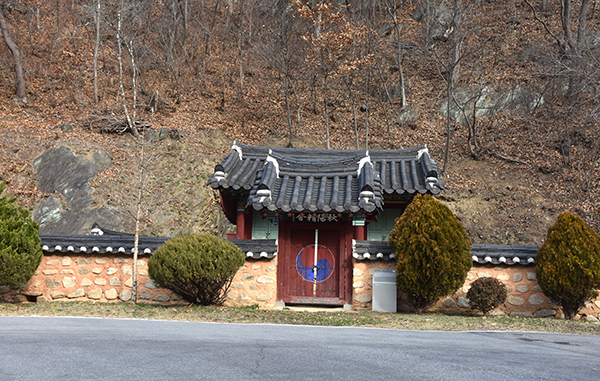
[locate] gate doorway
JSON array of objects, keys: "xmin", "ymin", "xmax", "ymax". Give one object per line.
[{"xmin": 278, "ymin": 220, "xmax": 351, "ymax": 305}]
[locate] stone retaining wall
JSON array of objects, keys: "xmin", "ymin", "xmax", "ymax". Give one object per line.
[
  {"xmin": 225, "ymin": 258, "xmax": 278, "ymax": 308},
  {"xmin": 353, "ymin": 260, "xmax": 600, "ymax": 320},
  {"xmin": 1, "ymin": 254, "xmax": 177, "ymax": 304},
  {"xmin": 5, "ymin": 254, "xmax": 600, "ymax": 320},
  {"xmin": 1, "ymin": 254, "xmax": 278, "ymax": 308}
]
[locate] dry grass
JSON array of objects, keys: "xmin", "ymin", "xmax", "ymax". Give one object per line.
[{"xmin": 1, "ymin": 302, "xmax": 599, "ymax": 335}]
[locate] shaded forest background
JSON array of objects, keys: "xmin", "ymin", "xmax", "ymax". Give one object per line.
[{"xmin": 0, "ymin": 0, "xmax": 599, "ymax": 244}]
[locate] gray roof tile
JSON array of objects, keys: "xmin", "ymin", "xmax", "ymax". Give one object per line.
[
  {"xmin": 352, "ymin": 240, "xmax": 538, "ymax": 265},
  {"xmin": 208, "ymin": 142, "xmax": 444, "ymax": 213}
]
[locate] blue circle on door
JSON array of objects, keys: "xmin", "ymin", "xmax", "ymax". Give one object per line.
[{"xmin": 296, "ymin": 244, "xmax": 334, "ymax": 282}]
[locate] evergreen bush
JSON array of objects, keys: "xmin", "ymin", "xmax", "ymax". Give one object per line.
[
  {"xmin": 536, "ymin": 211, "xmax": 600, "ymax": 319},
  {"xmin": 148, "ymin": 233, "xmax": 245, "ymax": 305},
  {"xmin": 388, "ymin": 194, "xmax": 472, "ymax": 314},
  {"xmin": 0, "ymin": 183, "xmax": 43, "ymax": 289},
  {"xmin": 467, "ymin": 277, "xmax": 507, "ymax": 315}
]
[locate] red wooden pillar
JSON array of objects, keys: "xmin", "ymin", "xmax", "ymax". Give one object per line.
[
  {"xmin": 353, "ymin": 225, "xmax": 366, "ymax": 240},
  {"xmin": 236, "ymin": 207, "xmax": 246, "ymax": 239}
]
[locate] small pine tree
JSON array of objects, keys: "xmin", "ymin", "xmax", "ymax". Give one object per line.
[
  {"xmin": 536, "ymin": 211, "xmax": 600, "ymax": 320},
  {"xmin": 467, "ymin": 277, "xmax": 507, "ymax": 315},
  {"xmin": 148, "ymin": 234, "xmax": 245, "ymax": 305},
  {"xmin": 0, "ymin": 183, "xmax": 43, "ymax": 289},
  {"xmin": 388, "ymin": 194, "xmax": 472, "ymax": 314}
]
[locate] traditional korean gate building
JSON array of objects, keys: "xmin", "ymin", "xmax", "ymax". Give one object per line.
[{"xmin": 208, "ymin": 142, "xmax": 444, "ymax": 309}]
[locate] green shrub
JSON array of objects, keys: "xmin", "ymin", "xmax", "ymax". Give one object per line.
[
  {"xmin": 467, "ymin": 277, "xmax": 507, "ymax": 315},
  {"xmin": 0, "ymin": 182, "xmax": 43, "ymax": 289},
  {"xmin": 148, "ymin": 233, "xmax": 245, "ymax": 305},
  {"xmin": 536, "ymin": 211, "xmax": 600, "ymax": 319},
  {"xmin": 388, "ymin": 194, "xmax": 472, "ymax": 314}
]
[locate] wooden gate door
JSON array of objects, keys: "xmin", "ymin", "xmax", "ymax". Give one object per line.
[{"xmin": 279, "ymin": 222, "xmax": 347, "ymax": 305}]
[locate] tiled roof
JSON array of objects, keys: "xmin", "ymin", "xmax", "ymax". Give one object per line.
[
  {"xmin": 352, "ymin": 240, "xmax": 539, "ymax": 265},
  {"xmin": 39, "ymin": 224, "xmax": 277, "ymax": 260},
  {"xmin": 471, "ymin": 243, "xmax": 538, "ymax": 265},
  {"xmin": 228, "ymin": 239, "xmax": 278, "ymax": 259},
  {"xmin": 39, "ymin": 224, "xmax": 170, "ymax": 255},
  {"xmin": 208, "ymin": 142, "xmax": 443, "ymax": 214}
]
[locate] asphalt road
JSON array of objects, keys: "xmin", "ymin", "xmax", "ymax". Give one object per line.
[{"xmin": 0, "ymin": 316, "xmax": 599, "ymax": 380}]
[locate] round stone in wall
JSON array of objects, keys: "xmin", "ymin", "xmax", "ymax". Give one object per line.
[
  {"xmin": 516, "ymin": 285, "xmax": 529, "ymax": 293},
  {"xmin": 513, "ymin": 273, "xmax": 522, "ymax": 282},
  {"xmin": 50, "ymin": 291, "xmax": 66, "ymax": 299},
  {"xmin": 88, "ymin": 289, "xmax": 102, "ymax": 299},
  {"xmin": 496, "ymin": 274, "xmax": 510, "ymax": 281},
  {"xmin": 105, "ymin": 288, "xmax": 118, "ymax": 300},
  {"xmin": 534, "ymin": 309, "xmax": 556, "ymax": 318},
  {"xmin": 457, "ymin": 297, "xmax": 469, "ymax": 308},
  {"xmin": 67, "ymin": 288, "xmax": 84, "ymax": 298},
  {"xmin": 507, "ymin": 296, "xmax": 525, "ymax": 306},
  {"xmin": 527, "ymin": 272, "xmax": 537, "ymax": 281},
  {"xmin": 63, "ymin": 277, "xmax": 76, "ymax": 288},
  {"xmin": 153, "ymin": 294, "xmax": 170, "ymax": 302},
  {"xmin": 441, "ymin": 297, "xmax": 455, "ymax": 307},
  {"xmin": 257, "ymin": 276, "xmax": 275, "ymax": 284},
  {"xmin": 119, "ymin": 290, "xmax": 132, "ymax": 301},
  {"xmin": 227, "ymin": 291, "xmax": 239, "ymax": 299},
  {"xmin": 139, "ymin": 291, "xmax": 151, "ymax": 300},
  {"xmin": 80, "ymin": 278, "xmax": 92, "ymax": 287},
  {"xmin": 510, "ymin": 312, "xmax": 533, "ymax": 318},
  {"xmin": 145, "ymin": 280, "xmax": 157, "ymax": 289},
  {"xmin": 354, "ymin": 294, "xmax": 372, "ymax": 303},
  {"xmin": 528, "ymin": 294, "xmax": 544, "ymax": 305}
]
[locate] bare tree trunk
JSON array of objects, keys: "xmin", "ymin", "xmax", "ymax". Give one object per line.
[
  {"xmin": 345, "ymin": 79, "xmax": 360, "ymax": 149},
  {"xmin": 131, "ymin": 135, "xmax": 145, "ymax": 304},
  {"xmin": 0, "ymin": 11, "xmax": 26, "ymax": 101},
  {"xmin": 563, "ymin": 0, "xmax": 591, "ymax": 100},
  {"xmin": 451, "ymin": 0, "xmax": 463, "ymax": 87},
  {"xmin": 199, "ymin": 1, "xmax": 219, "ymax": 88},
  {"xmin": 387, "ymin": 0, "xmax": 406, "ymax": 108},
  {"xmin": 443, "ymin": 75, "xmax": 453, "ymax": 174},
  {"xmin": 283, "ymin": 74, "xmax": 293, "ymax": 147},
  {"xmin": 323, "ymin": 76, "xmax": 330, "ymax": 149},
  {"xmin": 364, "ymin": 68, "xmax": 371, "ymax": 150},
  {"xmin": 93, "ymin": 0, "xmax": 100, "ymax": 104},
  {"xmin": 542, "ymin": 0, "xmax": 549, "ymax": 12}
]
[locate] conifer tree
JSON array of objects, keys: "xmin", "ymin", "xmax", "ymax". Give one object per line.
[
  {"xmin": 536, "ymin": 211, "xmax": 600, "ymax": 319},
  {"xmin": 388, "ymin": 194, "xmax": 471, "ymax": 314},
  {"xmin": 0, "ymin": 183, "xmax": 42, "ymax": 289}
]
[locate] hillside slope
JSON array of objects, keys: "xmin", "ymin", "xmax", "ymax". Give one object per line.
[{"xmin": 0, "ymin": 1, "xmax": 598, "ymax": 242}]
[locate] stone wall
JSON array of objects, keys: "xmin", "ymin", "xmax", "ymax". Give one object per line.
[
  {"xmin": 0, "ymin": 253, "xmax": 279, "ymax": 308},
  {"xmin": 353, "ymin": 260, "xmax": 600, "ymax": 320},
  {"xmin": 6, "ymin": 253, "xmax": 600, "ymax": 320},
  {"xmin": 1, "ymin": 254, "xmax": 177, "ymax": 304},
  {"xmin": 225, "ymin": 258, "xmax": 278, "ymax": 308}
]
